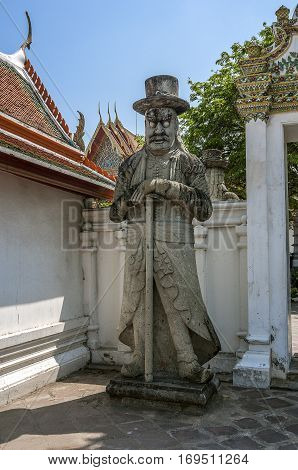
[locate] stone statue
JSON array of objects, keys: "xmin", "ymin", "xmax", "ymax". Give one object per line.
[
  {"xmin": 202, "ymin": 149, "xmax": 239, "ymax": 202},
  {"xmin": 110, "ymin": 75, "xmax": 220, "ymax": 384}
]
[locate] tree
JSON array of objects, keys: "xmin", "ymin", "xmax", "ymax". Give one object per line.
[{"xmin": 180, "ymin": 24, "xmax": 296, "ymax": 211}]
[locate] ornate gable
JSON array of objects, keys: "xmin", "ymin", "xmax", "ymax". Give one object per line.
[
  {"xmin": 86, "ymin": 106, "xmax": 140, "ymax": 175},
  {"xmin": 236, "ymin": 5, "xmax": 298, "ymax": 121},
  {"xmin": 93, "ymin": 134, "xmax": 123, "ymax": 175},
  {"xmin": 114, "ymin": 115, "xmax": 139, "ymax": 154}
]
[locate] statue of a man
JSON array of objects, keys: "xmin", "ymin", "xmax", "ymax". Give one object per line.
[{"xmin": 110, "ymin": 75, "xmax": 220, "ymax": 383}]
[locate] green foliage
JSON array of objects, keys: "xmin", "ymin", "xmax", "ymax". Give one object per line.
[
  {"xmin": 135, "ymin": 134, "xmax": 145, "ymax": 147},
  {"xmin": 292, "ymin": 287, "xmax": 298, "ymax": 301},
  {"xmin": 291, "ymin": 269, "xmax": 298, "ymax": 301},
  {"xmin": 180, "ymin": 24, "xmax": 277, "ymax": 201},
  {"xmin": 93, "ymin": 199, "xmax": 112, "ymax": 208},
  {"xmin": 98, "ymin": 200, "xmax": 112, "ymax": 207}
]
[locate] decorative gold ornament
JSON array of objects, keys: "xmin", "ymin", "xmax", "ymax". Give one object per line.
[
  {"xmin": 73, "ymin": 111, "xmax": 85, "ymax": 151},
  {"xmin": 246, "ymin": 41, "xmax": 263, "ymax": 58},
  {"xmin": 275, "ymin": 5, "xmax": 290, "ymax": 23},
  {"xmin": 236, "ymin": 5, "xmax": 298, "ymax": 121}
]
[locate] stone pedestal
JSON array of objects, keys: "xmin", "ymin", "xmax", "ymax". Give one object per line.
[
  {"xmin": 202, "ymin": 149, "xmax": 228, "ymax": 201},
  {"xmin": 106, "ymin": 375, "xmax": 220, "ymax": 407}
]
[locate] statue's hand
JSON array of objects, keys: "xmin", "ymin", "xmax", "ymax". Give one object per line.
[
  {"xmin": 129, "ymin": 178, "xmax": 171, "ymax": 204},
  {"xmin": 155, "ymin": 178, "xmax": 172, "ymax": 196},
  {"xmin": 129, "ymin": 179, "xmax": 156, "ymax": 205}
]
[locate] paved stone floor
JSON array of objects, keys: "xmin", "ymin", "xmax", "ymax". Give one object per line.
[{"xmin": 1, "ymin": 369, "xmax": 298, "ymax": 450}]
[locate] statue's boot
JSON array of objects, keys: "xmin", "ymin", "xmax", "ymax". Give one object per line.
[
  {"xmin": 121, "ymin": 353, "xmax": 144, "ymax": 378},
  {"xmin": 178, "ymin": 360, "xmax": 214, "ymax": 384}
]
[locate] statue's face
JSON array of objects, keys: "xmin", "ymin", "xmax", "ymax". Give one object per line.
[{"xmin": 145, "ymin": 107, "xmax": 178, "ymax": 155}]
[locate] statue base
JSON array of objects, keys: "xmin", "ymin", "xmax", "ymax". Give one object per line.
[{"xmin": 106, "ymin": 375, "xmax": 220, "ymax": 407}]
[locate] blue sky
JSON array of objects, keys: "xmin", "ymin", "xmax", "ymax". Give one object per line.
[{"xmin": 0, "ymin": 0, "xmax": 296, "ymax": 141}]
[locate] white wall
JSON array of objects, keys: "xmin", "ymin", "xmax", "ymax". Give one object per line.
[
  {"xmin": 83, "ymin": 203, "xmax": 248, "ymax": 373},
  {"xmin": 195, "ymin": 202, "xmax": 248, "ymax": 372},
  {"xmin": 0, "ymin": 171, "xmax": 89, "ymax": 405},
  {"xmin": 0, "ymin": 171, "xmax": 84, "ymax": 334},
  {"xmin": 81, "ymin": 208, "xmax": 129, "ymax": 366}
]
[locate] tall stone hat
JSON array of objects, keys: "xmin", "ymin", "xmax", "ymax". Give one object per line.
[{"xmin": 133, "ymin": 75, "xmax": 190, "ymax": 115}]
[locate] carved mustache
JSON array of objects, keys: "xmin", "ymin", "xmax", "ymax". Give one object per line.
[{"xmin": 149, "ymin": 134, "xmax": 170, "ymax": 142}]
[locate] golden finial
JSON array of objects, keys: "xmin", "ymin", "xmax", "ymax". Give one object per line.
[
  {"xmin": 114, "ymin": 102, "xmax": 119, "ymax": 122},
  {"xmin": 107, "ymin": 102, "xmax": 111, "ymax": 123},
  {"xmin": 21, "ymin": 11, "xmax": 32, "ymax": 51},
  {"xmin": 98, "ymin": 101, "xmax": 103, "ymax": 124}
]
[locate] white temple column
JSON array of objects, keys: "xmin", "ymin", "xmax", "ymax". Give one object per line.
[
  {"xmin": 194, "ymin": 224, "xmax": 208, "ymax": 303},
  {"xmin": 81, "ymin": 218, "xmax": 100, "ymax": 362},
  {"xmin": 235, "ymin": 216, "xmax": 248, "ymax": 357},
  {"xmin": 233, "ymin": 119, "xmax": 271, "ymax": 388}
]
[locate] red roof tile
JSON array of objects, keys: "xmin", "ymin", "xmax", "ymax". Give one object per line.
[
  {"xmin": 0, "ymin": 59, "xmax": 71, "ymax": 143},
  {"xmin": 24, "ymin": 59, "xmax": 73, "ymax": 138}
]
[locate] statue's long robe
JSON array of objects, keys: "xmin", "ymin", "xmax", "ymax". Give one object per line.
[{"xmin": 110, "ymin": 146, "xmax": 221, "ymax": 367}]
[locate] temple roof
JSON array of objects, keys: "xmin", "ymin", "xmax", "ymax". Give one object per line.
[
  {"xmin": 0, "ymin": 49, "xmax": 74, "ymax": 145},
  {"xmin": 86, "ymin": 104, "xmax": 140, "ymax": 167},
  {"xmin": 0, "ymin": 12, "xmax": 115, "ymax": 198}
]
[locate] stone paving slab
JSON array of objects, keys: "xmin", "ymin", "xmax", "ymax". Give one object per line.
[{"xmin": 0, "ymin": 369, "xmax": 298, "ymax": 450}]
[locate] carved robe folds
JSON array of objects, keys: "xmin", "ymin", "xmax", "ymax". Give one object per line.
[{"xmin": 110, "ymin": 147, "xmax": 221, "ymax": 375}]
